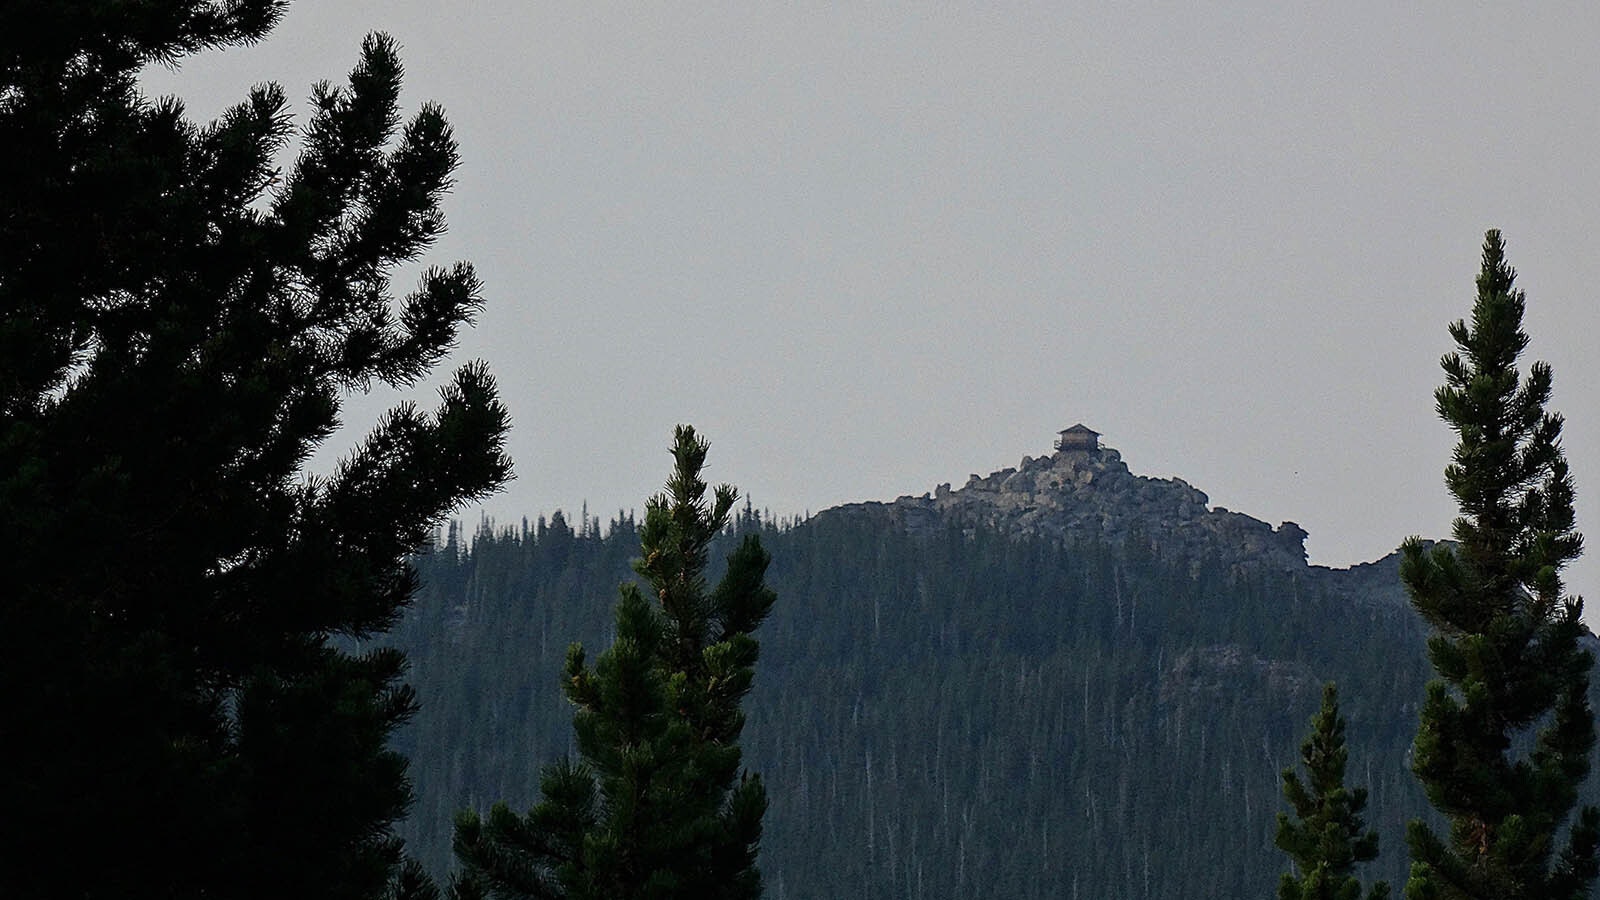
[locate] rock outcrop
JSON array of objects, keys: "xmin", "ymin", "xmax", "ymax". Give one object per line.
[{"xmin": 829, "ymin": 443, "xmax": 1312, "ymax": 575}]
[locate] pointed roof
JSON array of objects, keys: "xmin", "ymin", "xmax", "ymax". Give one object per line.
[{"xmin": 1058, "ymin": 423, "xmax": 1100, "ymax": 437}]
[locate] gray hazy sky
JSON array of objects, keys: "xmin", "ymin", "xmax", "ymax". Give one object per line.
[{"xmin": 142, "ymin": 2, "xmax": 1600, "ymax": 610}]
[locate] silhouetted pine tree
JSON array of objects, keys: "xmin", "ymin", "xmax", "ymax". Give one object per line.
[
  {"xmin": 1401, "ymin": 230, "xmax": 1597, "ymax": 899},
  {"xmin": 0, "ymin": 4, "xmax": 510, "ymax": 897},
  {"xmin": 1276, "ymin": 683, "xmax": 1389, "ymax": 900},
  {"xmin": 454, "ymin": 426, "xmax": 774, "ymax": 900}
]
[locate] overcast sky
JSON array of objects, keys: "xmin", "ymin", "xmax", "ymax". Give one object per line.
[{"xmin": 142, "ymin": 2, "xmax": 1600, "ymax": 611}]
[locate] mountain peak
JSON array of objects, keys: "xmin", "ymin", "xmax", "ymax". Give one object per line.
[{"xmin": 833, "ymin": 436, "xmax": 1311, "ymax": 574}]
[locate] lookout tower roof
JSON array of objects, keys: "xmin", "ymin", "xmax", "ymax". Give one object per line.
[{"xmin": 1055, "ymin": 424, "xmax": 1101, "ymax": 451}]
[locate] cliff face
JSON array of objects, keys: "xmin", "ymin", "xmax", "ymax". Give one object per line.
[{"xmin": 830, "ymin": 444, "xmax": 1312, "ymax": 574}]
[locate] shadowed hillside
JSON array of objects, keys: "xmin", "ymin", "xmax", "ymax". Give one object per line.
[{"xmin": 387, "ymin": 443, "xmax": 1585, "ymax": 897}]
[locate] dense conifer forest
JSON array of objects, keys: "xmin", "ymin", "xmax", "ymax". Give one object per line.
[{"xmin": 391, "ymin": 507, "xmax": 1477, "ymax": 898}]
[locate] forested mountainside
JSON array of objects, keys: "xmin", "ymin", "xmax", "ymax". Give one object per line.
[{"xmin": 386, "ymin": 446, "xmax": 1592, "ymax": 898}]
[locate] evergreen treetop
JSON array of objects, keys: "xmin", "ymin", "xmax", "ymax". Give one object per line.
[
  {"xmin": 1276, "ymin": 683, "xmax": 1390, "ymax": 900},
  {"xmin": 454, "ymin": 425, "xmax": 774, "ymax": 900},
  {"xmin": 1401, "ymin": 230, "xmax": 1597, "ymax": 899}
]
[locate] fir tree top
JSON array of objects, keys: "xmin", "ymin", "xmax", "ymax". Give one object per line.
[{"xmin": 1401, "ymin": 230, "xmax": 1596, "ymax": 900}]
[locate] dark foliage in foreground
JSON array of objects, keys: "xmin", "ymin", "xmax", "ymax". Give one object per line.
[{"xmin": 1, "ymin": 3, "xmax": 509, "ymax": 896}]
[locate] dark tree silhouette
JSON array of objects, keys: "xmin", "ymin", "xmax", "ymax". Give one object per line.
[
  {"xmin": 0, "ymin": 4, "xmax": 510, "ymax": 897},
  {"xmin": 455, "ymin": 426, "xmax": 774, "ymax": 900}
]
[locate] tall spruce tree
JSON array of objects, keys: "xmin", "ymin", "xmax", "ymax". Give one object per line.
[
  {"xmin": 0, "ymin": 4, "xmax": 510, "ymax": 897},
  {"xmin": 1277, "ymin": 683, "xmax": 1390, "ymax": 900},
  {"xmin": 453, "ymin": 425, "xmax": 775, "ymax": 900},
  {"xmin": 1400, "ymin": 230, "xmax": 1597, "ymax": 899}
]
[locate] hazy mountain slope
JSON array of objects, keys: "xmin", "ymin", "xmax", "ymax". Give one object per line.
[{"xmin": 387, "ymin": 445, "xmax": 1569, "ymax": 897}]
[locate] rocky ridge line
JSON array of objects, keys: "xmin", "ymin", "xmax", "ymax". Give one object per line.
[{"xmin": 828, "ymin": 443, "xmax": 1313, "ymax": 575}]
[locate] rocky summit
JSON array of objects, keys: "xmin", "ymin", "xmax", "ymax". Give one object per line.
[{"xmin": 829, "ymin": 435, "xmax": 1312, "ymax": 575}]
